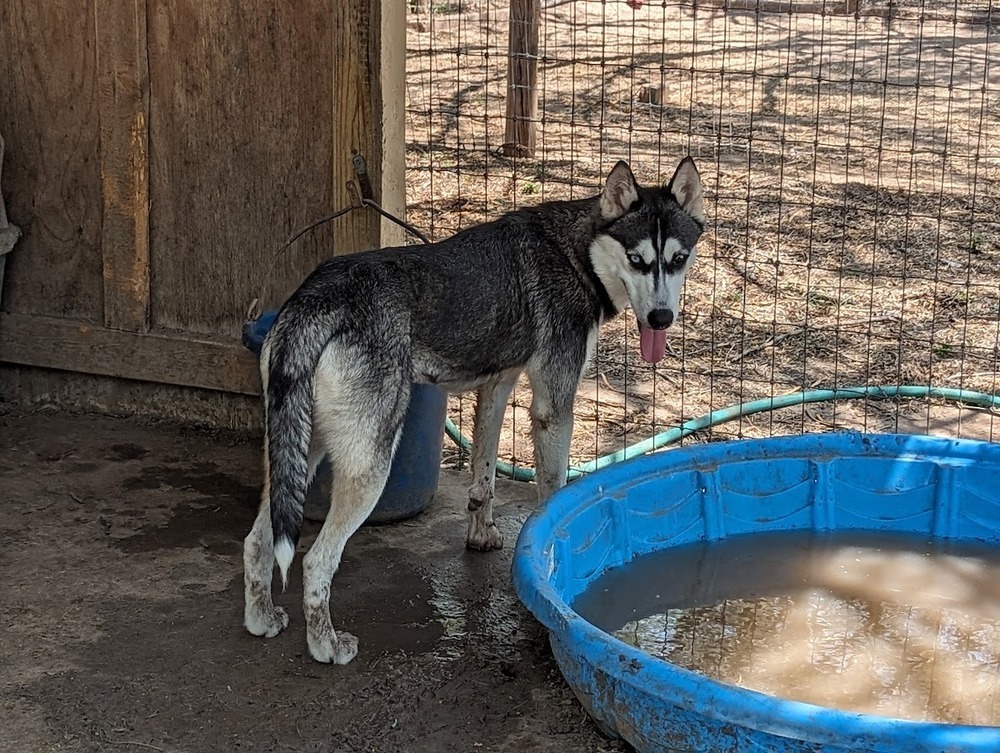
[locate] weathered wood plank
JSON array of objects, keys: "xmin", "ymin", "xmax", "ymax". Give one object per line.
[
  {"xmin": 147, "ymin": 1, "xmax": 338, "ymax": 336},
  {"xmin": 379, "ymin": 0, "xmax": 407, "ymax": 248},
  {"xmin": 0, "ymin": 364, "xmax": 263, "ymax": 432},
  {"xmin": 0, "ymin": 0, "xmax": 103, "ymax": 321},
  {"xmin": 328, "ymin": 0, "xmax": 406, "ymax": 251},
  {"xmin": 331, "ymin": 0, "xmax": 382, "ymax": 254},
  {"xmin": 0, "ymin": 312, "xmax": 262, "ymax": 396},
  {"xmin": 95, "ymin": 0, "xmax": 151, "ymax": 332}
]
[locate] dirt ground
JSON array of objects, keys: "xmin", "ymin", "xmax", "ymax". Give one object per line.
[
  {"xmin": 403, "ymin": 0, "xmax": 1000, "ymax": 470},
  {"xmin": 0, "ymin": 408, "xmax": 626, "ymax": 753}
]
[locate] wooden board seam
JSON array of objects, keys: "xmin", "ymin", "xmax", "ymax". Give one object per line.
[{"xmin": 0, "ymin": 312, "xmax": 261, "ymax": 396}]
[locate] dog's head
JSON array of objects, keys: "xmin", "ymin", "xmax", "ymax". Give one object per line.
[{"xmin": 590, "ymin": 158, "xmax": 704, "ymax": 363}]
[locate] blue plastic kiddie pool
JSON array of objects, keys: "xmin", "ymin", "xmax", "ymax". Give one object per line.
[
  {"xmin": 242, "ymin": 310, "xmax": 447, "ymax": 524},
  {"xmin": 513, "ymin": 432, "xmax": 1000, "ymax": 752}
]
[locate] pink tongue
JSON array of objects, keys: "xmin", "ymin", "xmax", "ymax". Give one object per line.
[{"xmin": 639, "ymin": 324, "xmax": 667, "ymax": 364}]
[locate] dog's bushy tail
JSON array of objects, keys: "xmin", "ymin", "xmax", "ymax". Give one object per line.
[{"xmin": 264, "ymin": 308, "xmax": 331, "ymax": 589}]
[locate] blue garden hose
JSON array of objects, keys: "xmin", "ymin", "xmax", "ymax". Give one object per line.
[{"xmin": 444, "ymin": 385, "xmax": 1000, "ymax": 483}]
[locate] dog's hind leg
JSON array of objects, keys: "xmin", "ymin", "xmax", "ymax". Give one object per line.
[
  {"xmin": 300, "ymin": 353, "xmax": 408, "ymax": 664},
  {"xmin": 466, "ymin": 372, "xmax": 519, "ymax": 551},
  {"xmin": 243, "ymin": 436, "xmax": 326, "ymax": 638},
  {"xmin": 243, "ymin": 499, "xmax": 289, "ymax": 637}
]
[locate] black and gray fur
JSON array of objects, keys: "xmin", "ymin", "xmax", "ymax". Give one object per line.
[{"xmin": 243, "ymin": 158, "xmax": 705, "ymax": 664}]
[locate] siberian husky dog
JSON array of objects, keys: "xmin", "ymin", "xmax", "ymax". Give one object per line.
[{"xmin": 243, "ymin": 158, "xmax": 705, "ymax": 663}]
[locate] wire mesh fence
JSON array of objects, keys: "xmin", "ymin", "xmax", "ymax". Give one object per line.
[{"xmin": 404, "ymin": 0, "xmax": 1000, "ymax": 475}]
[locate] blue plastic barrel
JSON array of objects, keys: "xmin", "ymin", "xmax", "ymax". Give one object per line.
[{"xmin": 241, "ymin": 311, "xmax": 447, "ymax": 525}]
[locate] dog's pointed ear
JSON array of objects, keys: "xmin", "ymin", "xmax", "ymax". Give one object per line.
[
  {"xmin": 600, "ymin": 161, "xmax": 640, "ymax": 220},
  {"xmin": 668, "ymin": 157, "xmax": 704, "ymax": 226}
]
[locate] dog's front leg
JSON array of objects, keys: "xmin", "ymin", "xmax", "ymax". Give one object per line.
[
  {"xmin": 466, "ymin": 374, "xmax": 518, "ymax": 551},
  {"xmin": 528, "ymin": 380, "xmax": 575, "ymax": 502}
]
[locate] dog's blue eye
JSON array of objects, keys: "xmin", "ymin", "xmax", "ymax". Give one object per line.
[{"xmin": 627, "ymin": 254, "xmax": 643, "ymax": 267}]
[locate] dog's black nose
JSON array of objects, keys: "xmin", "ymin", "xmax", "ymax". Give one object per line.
[{"xmin": 647, "ymin": 308, "xmax": 674, "ymax": 329}]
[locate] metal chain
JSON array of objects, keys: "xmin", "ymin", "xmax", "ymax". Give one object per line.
[{"xmin": 246, "ymin": 190, "xmax": 430, "ymax": 322}]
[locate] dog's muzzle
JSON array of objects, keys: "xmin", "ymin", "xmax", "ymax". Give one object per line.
[{"xmin": 645, "ymin": 308, "xmax": 674, "ymax": 330}]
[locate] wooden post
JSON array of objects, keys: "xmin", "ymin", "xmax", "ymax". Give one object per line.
[
  {"xmin": 331, "ymin": 0, "xmax": 406, "ymax": 255},
  {"xmin": 503, "ymin": 0, "xmax": 540, "ymax": 158},
  {"xmin": 379, "ymin": 0, "xmax": 406, "ymax": 247},
  {"xmin": 95, "ymin": 0, "xmax": 151, "ymax": 332}
]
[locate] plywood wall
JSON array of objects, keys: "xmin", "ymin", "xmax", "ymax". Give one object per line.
[
  {"xmin": 0, "ymin": 1, "xmax": 104, "ymax": 323},
  {"xmin": 147, "ymin": 0, "xmax": 338, "ymax": 336},
  {"xmin": 0, "ymin": 0, "xmax": 404, "ymax": 413}
]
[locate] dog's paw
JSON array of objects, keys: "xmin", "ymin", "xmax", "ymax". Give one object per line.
[
  {"xmin": 308, "ymin": 630, "xmax": 359, "ymax": 665},
  {"xmin": 466, "ymin": 521, "xmax": 504, "ymax": 552},
  {"xmin": 245, "ymin": 604, "xmax": 290, "ymax": 639}
]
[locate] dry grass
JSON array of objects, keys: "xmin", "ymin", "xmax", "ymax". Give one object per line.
[{"xmin": 404, "ymin": 0, "xmax": 1000, "ymax": 473}]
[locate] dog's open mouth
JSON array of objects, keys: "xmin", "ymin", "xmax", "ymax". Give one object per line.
[{"xmin": 637, "ymin": 319, "xmax": 667, "ymax": 364}]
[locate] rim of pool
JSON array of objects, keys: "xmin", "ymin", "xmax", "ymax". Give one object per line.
[{"xmin": 512, "ymin": 432, "xmax": 1000, "ymax": 753}]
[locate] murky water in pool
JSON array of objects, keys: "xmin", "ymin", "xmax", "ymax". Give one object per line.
[{"xmin": 574, "ymin": 531, "xmax": 1000, "ymax": 725}]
